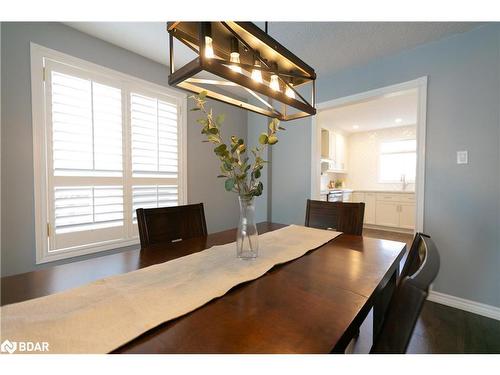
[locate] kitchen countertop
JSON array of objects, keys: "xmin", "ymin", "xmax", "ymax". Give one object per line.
[
  {"xmin": 350, "ymin": 189, "xmax": 415, "ymax": 194},
  {"xmin": 320, "ymin": 188, "xmax": 353, "ymax": 195},
  {"xmin": 320, "ymin": 189, "xmax": 414, "ymax": 195}
]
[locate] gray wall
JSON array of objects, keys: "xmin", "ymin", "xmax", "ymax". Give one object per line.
[
  {"xmin": 0, "ymin": 22, "xmax": 246, "ymax": 276},
  {"xmin": 268, "ymin": 24, "xmax": 500, "ymax": 308},
  {"xmin": 271, "ymin": 117, "xmax": 311, "ymax": 225},
  {"xmin": 246, "ymin": 101, "xmax": 270, "ymax": 223}
]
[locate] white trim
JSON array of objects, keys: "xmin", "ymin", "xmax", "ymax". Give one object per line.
[
  {"xmin": 38, "ymin": 239, "xmax": 140, "ymax": 264},
  {"xmin": 31, "ymin": 43, "xmax": 50, "ymax": 265},
  {"xmin": 428, "ymin": 290, "xmax": 500, "ymax": 321},
  {"xmin": 30, "ymin": 43, "xmax": 187, "ymax": 264},
  {"xmin": 179, "ymin": 96, "xmax": 188, "ymax": 205},
  {"xmin": 310, "ymin": 77, "xmax": 428, "ymax": 233}
]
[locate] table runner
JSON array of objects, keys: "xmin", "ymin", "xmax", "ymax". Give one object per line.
[{"xmin": 0, "ymin": 225, "xmax": 340, "ymax": 354}]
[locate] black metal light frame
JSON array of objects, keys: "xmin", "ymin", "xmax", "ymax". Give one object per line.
[{"xmin": 167, "ymin": 22, "xmax": 316, "ymax": 121}]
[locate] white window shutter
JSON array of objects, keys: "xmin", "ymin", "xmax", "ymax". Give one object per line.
[{"xmin": 34, "ymin": 48, "xmax": 185, "ymax": 261}]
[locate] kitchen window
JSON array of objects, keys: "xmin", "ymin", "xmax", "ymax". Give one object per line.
[
  {"xmin": 31, "ymin": 44, "xmax": 186, "ymax": 263},
  {"xmin": 379, "ymin": 139, "xmax": 416, "ymax": 183}
]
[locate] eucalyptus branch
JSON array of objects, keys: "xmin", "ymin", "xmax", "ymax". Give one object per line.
[{"xmin": 190, "ymin": 91, "xmax": 285, "ymax": 199}]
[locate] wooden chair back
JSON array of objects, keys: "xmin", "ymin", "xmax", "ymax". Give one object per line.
[
  {"xmin": 370, "ymin": 235, "xmax": 440, "ymax": 353},
  {"xmin": 305, "ymin": 199, "xmax": 365, "ymax": 235},
  {"xmin": 400, "ymin": 232, "xmax": 429, "ymax": 281},
  {"xmin": 136, "ymin": 203, "xmax": 207, "ymax": 248}
]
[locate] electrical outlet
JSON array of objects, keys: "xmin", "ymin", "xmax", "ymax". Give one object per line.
[{"xmin": 457, "ymin": 151, "xmax": 468, "ymax": 164}]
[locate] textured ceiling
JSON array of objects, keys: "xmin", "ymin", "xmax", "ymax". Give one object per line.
[{"xmin": 65, "ymin": 22, "xmax": 483, "ymax": 77}]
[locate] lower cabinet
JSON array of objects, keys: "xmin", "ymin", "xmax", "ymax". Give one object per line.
[
  {"xmin": 375, "ymin": 201, "xmax": 400, "ymax": 227},
  {"xmin": 399, "ymin": 202, "xmax": 416, "ymax": 229},
  {"xmin": 364, "ymin": 193, "xmax": 376, "ymax": 224},
  {"xmin": 353, "ymin": 191, "xmax": 415, "ymax": 230},
  {"xmin": 352, "ymin": 192, "xmax": 376, "ymax": 225}
]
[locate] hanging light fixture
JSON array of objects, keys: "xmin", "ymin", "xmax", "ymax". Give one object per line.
[
  {"xmin": 251, "ymin": 54, "xmax": 263, "ymax": 83},
  {"xmin": 269, "ymin": 63, "xmax": 280, "ymax": 92},
  {"xmin": 167, "ymin": 21, "xmax": 316, "ymax": 121},
  {"xmin": 285, "ymin": 77, "xmax": 296, "ymax": 99},
  {"xmin": 203, "ymin": 22, "xmax": 215, "ymax": 59},
  {"xmin": 229, "ymin": 37, "xmax": 241, "ymax": 73}
]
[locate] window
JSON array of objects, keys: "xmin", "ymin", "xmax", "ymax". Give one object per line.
[
  {"xmin": 379, "ymin": 139, "xmax": 416, "ymax": 183},
  {"xmin": 31, "ymin": 44, "xmax": 186, "ymax": 263}
]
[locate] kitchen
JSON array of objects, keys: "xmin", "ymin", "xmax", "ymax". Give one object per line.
[{"xmin": 317, "ymin": 88, "xmax": 418, "ymax": 233}]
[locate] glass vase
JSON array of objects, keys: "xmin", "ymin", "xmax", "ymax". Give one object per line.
[{"xmin": 236, "ymin": 196, "xmax": 259, "ymax": 259}]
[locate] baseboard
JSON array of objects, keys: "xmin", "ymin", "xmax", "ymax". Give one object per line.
[{"xmin": 427, "ymin": 290, "xmax": 500, "ymax": 321}]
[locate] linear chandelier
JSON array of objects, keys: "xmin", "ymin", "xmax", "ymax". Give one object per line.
[{"xmin": 167, "ymin": 22, "xmax": 316, "ymax": 121}]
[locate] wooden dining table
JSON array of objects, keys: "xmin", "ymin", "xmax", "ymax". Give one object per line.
[{"xmin": 1, "ymin": 222, "xmax": 406, "ymax": 354}]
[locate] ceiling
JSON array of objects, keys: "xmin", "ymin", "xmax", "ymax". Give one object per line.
[
  {"xmin": 65, "ymin": 22, "xmax": 483, "ymax": 77},
  {"xmin": 317, "ymin": 88, "xmax": 418, "ymax": 133}
]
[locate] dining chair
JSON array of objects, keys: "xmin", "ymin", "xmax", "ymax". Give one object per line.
[
  {"xmin": 136, "ymin": 203, "xmax": 208, "ymax": 248},
  {"xmin": 399, "ymin": 232, "xmax": 430, "ymax": 282},
  {"xmin": 370, "ymin": 234, "xmax": 440, "ymax": 353},
  {"xmin": 305, "ymin": 199, "xmax": 365, "ymax": 235}
]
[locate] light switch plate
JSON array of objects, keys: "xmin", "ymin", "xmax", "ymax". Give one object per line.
[{"xmin": 457, "ymin": 150, "xmax": 468, "ymax": 164}]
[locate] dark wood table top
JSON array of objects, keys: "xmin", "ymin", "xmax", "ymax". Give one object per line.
[{"xmin": 1, "ymin": 222, "xmax": 406, "ymax": 353}]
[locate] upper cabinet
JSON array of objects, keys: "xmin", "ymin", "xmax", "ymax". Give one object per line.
[
  {"xmin": 320, "ymin": 129, "xmax": 331, "ymax": 160},
  {"xmin": 320, "ymin": 128, "xmax": 348, "ymax": 173}
]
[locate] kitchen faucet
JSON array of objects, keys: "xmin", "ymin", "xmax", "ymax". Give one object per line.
[{"xmin": 400, "ymin": 174, "xmax": 408, "ymax": 191}]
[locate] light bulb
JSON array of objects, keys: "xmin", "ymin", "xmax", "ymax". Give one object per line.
[
  {"xmin": 285, "ymin": 83, "xmax": 295, "ymax": 98},
  {"xmin": 269, "ymin": 74, "xmax": 280, "ymax": 92},
  {"xmin": 251, "ymin": 60, "xmax": 263, "ymax": 83},
  {"xmin": 204, "ymin": 36, "xmax": 214, "ymax": 59},
  {"xmin": 229, "ymin": 52, "xmax": 241, "ymax": 73}
]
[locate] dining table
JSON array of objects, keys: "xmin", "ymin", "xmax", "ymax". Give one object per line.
[{"xmin": 1, "ymin": 222, "xmax": 406, "ymax": 354}]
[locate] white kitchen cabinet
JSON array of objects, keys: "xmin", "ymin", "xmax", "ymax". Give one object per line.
[
  {"xmin": 375, "ymin": 193, "xmax": 416, "ymax": 229},
  {"xmin": 320, "ymin": 128, "xmax": 348, "ymax": 172},
  {"xmin": 375, "ymin": 201, "xmax": 400, "ymax": 227},
  {"xmin": 364, "ymin": 193, "xmax": 376, "ymax": 224},
  {"xmin": 321, "ymin": 129, "xmax": 330, "ymax": 160},
  {"xmin": 351, "ymin": 192, "xmax": 376, "ymax": 224},
  {"xmin": 351, "ymin": 192, "xmax": 364, "ymax": 203},
  {"xmin": 354, "ymin": 191, "xmax": 415, "ymax": 229},
  {"xmin": 399, "ymin": 202, "xmax": 416, "ymax": 229}
]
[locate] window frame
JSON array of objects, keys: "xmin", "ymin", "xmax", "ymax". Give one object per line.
[
  {"xmin": 31, "ymin": 43, "xmax": 187, "ymax": 264},
  {"xmin": 378, "ymin": 138, "xmax": 417, "ymax": 184}
]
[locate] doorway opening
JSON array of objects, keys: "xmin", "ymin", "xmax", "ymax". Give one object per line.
[{"xmin": 310, "ymin": 77, "xmax": 427, "ymax": 233}]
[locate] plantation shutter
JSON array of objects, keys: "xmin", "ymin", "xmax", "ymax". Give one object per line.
[
  {"xmin": 39, "ymin": 54, "xmax": 184, "ymax": 260},
  {"xmin": 47, "ymin": 62, "xmax": 126, "ymax": 252},
  {"xmin": 130, "ymin": 92, "xmax": 179, "ymax": 227}
]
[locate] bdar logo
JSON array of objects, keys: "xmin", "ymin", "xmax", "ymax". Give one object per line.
[{"xmin": 1, "ymin": 340, "xmax": 17, "ymax": 354}]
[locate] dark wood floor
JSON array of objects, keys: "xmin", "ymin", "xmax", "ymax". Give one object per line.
[{"xmin": 351, "ymin": 228, "xmax": 500, "ymax": 354}]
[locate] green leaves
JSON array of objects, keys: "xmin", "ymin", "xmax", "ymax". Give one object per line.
[
  {"xmin": 225, "ymin": 178, "xmax": 235, "ymax": 191},
  {"xmin": 269, "ymin": 118, "xmax": 279, "ymax": 133},
  {"xmin": 214, "ymin": 144, "xmax": 227, "ymax": 157},
  {"xmin": 190, "ymin": 92, "xmax": 285, "ymax": 199},
  {"xmin": 268, "ymin": 135, "xmax": 278, "ymax": 145}
]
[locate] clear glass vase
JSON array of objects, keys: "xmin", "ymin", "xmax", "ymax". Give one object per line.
[{"xmin": 236, "ymin": 196, "xmax": 259, "ymax": 259}]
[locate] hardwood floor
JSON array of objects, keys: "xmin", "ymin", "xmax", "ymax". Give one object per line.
[{"xmin": 351, "ymin": 228, "xmax": 500, "ymax": 354}]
